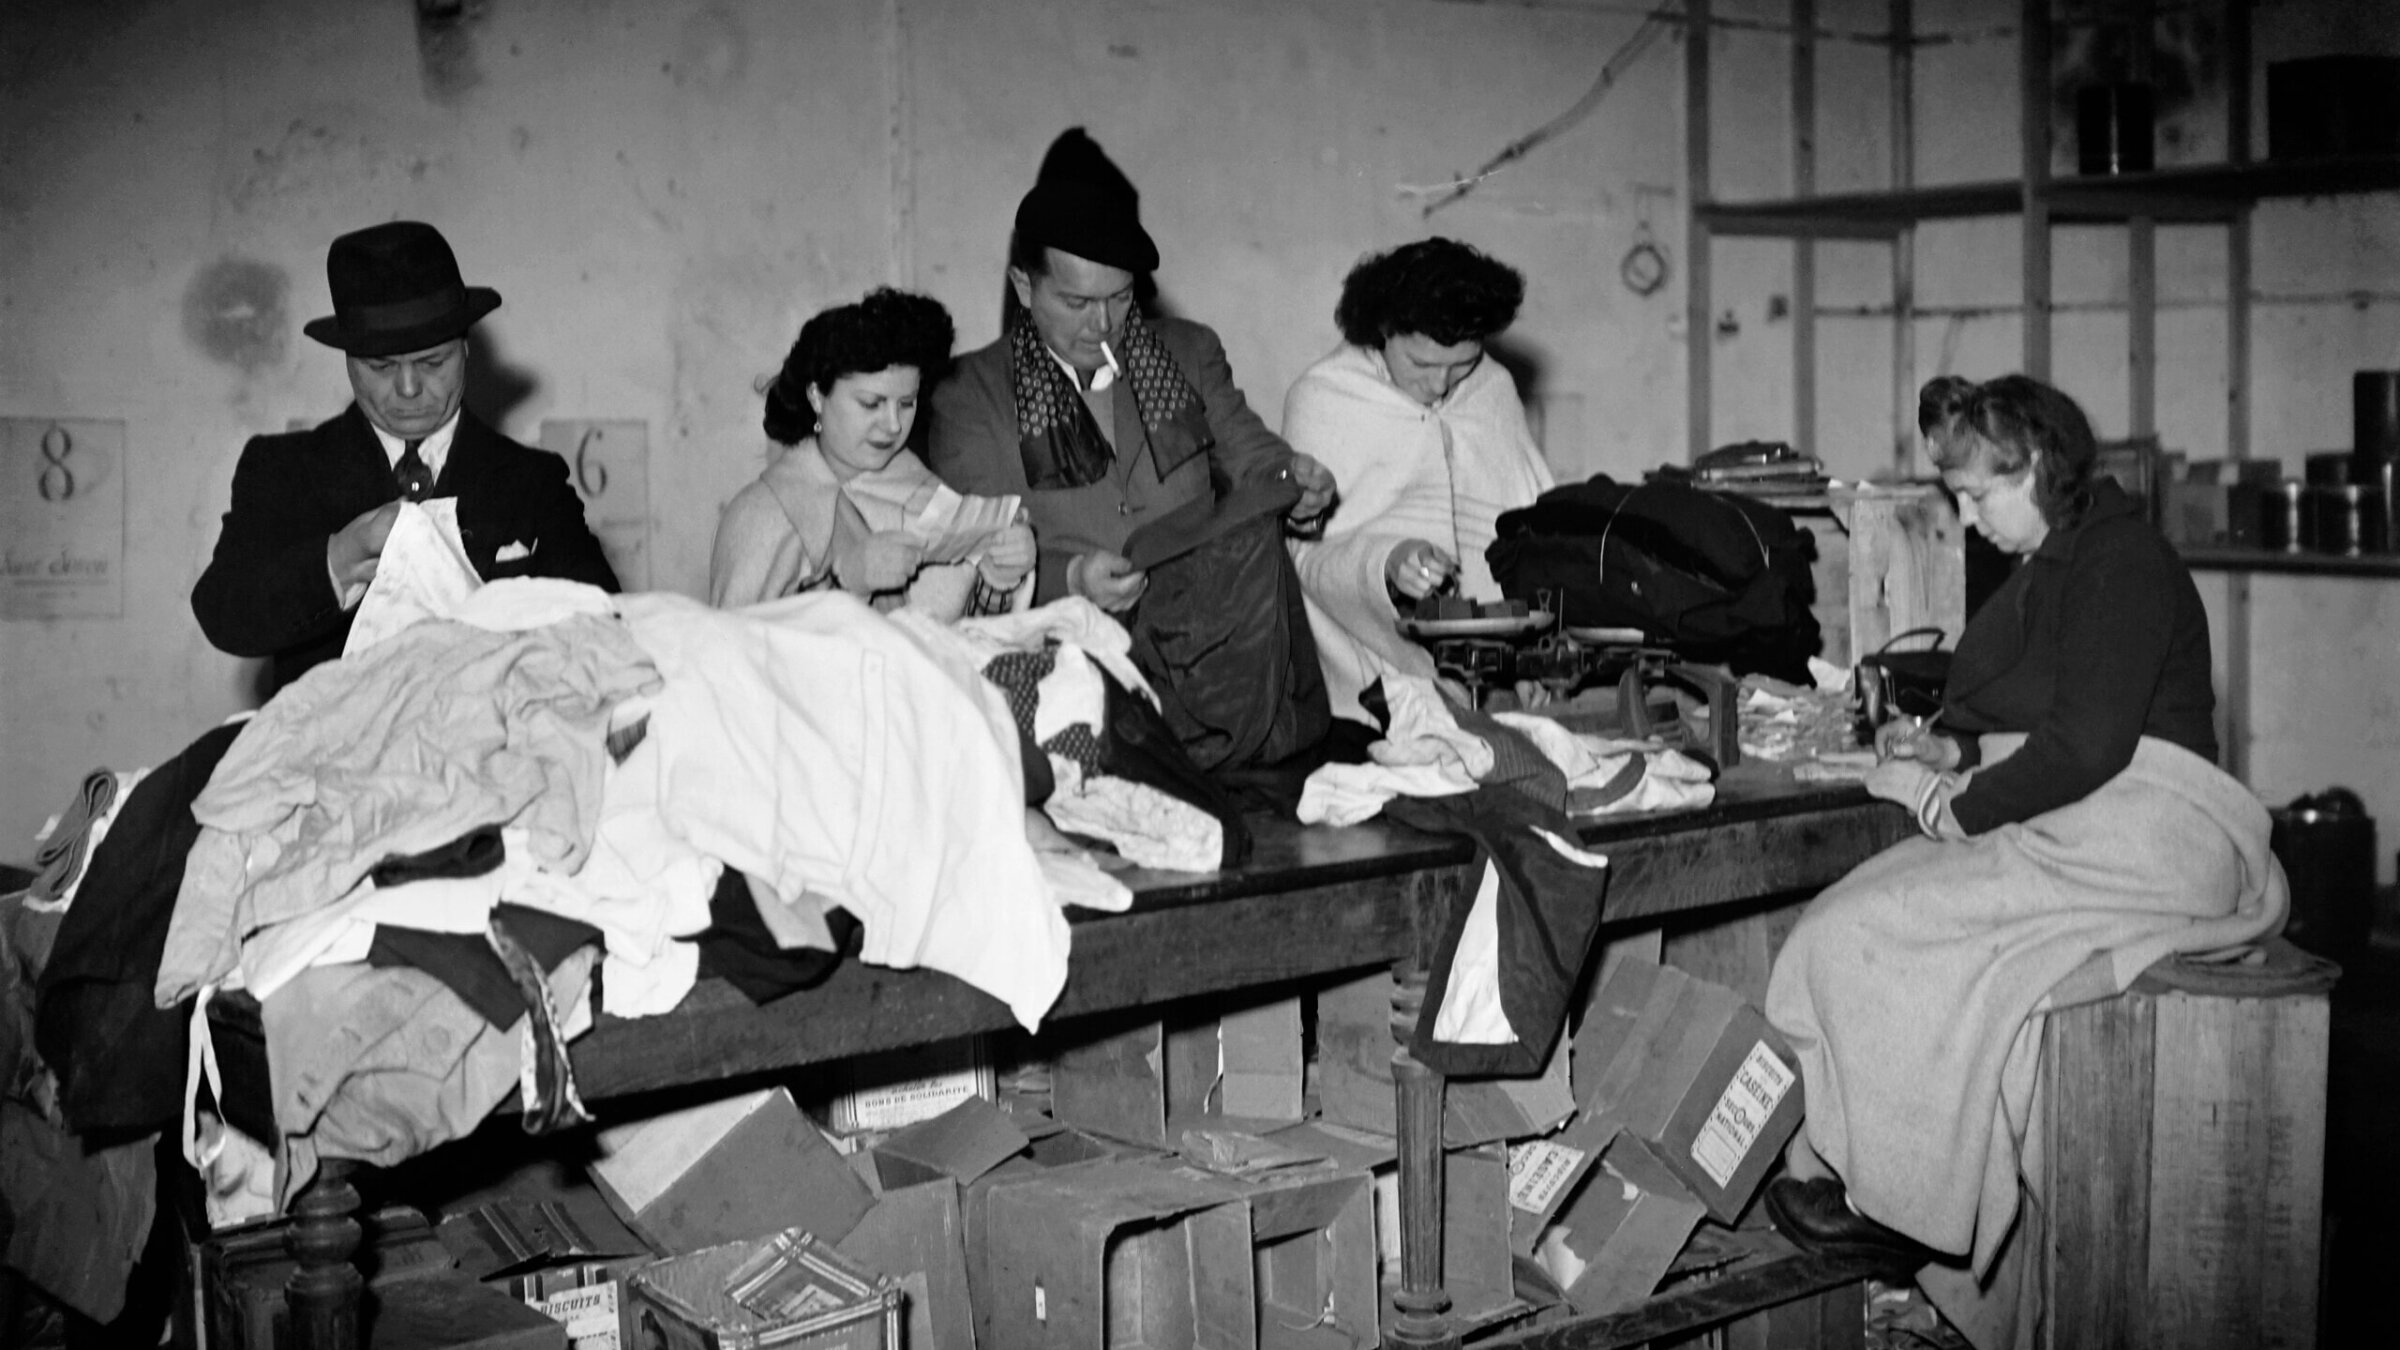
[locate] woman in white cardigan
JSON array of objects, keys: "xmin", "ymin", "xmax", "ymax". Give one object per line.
[{"xmin": 1284, "ymin": 238, "xmax": 1555, "ymax": 720}]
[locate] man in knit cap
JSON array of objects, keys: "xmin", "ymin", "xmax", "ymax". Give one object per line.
[{"xmin": 927, "ymin": 129, "xmax": 1334, "ymax": 612}]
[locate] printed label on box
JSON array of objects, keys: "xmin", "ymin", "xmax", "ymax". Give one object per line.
[
  {"xmin": 1507, "ymin": 1140, "xmax": 1588, "ymax": 1213},
  {"xmin": 836, "ymin": 1068, "xmax": 987, "ymax": 1134},
  {"xmin": 530, "ymin": 1282, "xmax": 620, "ymax": 1350},
  {"xmin": 1690, "ymin": 1041, "xmax": 1796, "ymax": 1188}
]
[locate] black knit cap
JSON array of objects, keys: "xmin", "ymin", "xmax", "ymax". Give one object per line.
[
  {"xmin": 303, "ymin": 220, "xmax": 502, "ymax": 358},
  {"xmin": 1012, "ymin": 128, "xmax": 1160, "ymax": 274}
]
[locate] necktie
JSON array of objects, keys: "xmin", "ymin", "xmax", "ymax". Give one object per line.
[{"xmin": 396, "ymin": 439, "xmax": 432, "ymax": 501}]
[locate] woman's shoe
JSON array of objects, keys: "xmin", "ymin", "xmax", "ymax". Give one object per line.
[{"xmin": 1761, "ymin": 1177, "xmax": 1939, "ymax": 1271}]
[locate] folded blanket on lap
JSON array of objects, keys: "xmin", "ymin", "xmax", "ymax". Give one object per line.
[{"xmin": 1765, "ymin": 732, "xmax": 2288, "ymax": 1286}]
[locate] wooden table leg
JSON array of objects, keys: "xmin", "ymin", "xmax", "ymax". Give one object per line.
[
  {"xmin": 284, "ymin": 1159, "xmax": 363, "ymax": 1350},
  {"xmin": 1387, "ymin": 960, "xmax": 1460, "ymax": 1350}
]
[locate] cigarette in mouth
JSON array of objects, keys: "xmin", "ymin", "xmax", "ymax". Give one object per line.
[{"xmin": 1100, "ymin": 339, "xmax": 1122, "ymax": 376}]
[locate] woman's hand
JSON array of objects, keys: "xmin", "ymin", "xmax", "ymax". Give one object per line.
[
  {"xmin": 837, "ymin": 530, "xmax": 925, "ymax": 595},
  {"xmin": 1874, "ymin": 717, "xmax": 1962, "ymax": 770},
  {"xmin": 1386, "ymin": 539, "xmax": 1460, "ymax": 600},
  {"xmin": 977, "ymin": 521, "xmax": 1037, "ymax": 590}
]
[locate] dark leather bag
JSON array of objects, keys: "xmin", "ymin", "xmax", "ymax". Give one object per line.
[{"xmin": 1855, "ymin": 626, "xmax": 1952, "ymax": 723}]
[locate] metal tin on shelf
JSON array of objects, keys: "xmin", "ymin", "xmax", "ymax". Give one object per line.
[
  {"xmin": 2259, "ymin": 479, "xmax": 2310, "ymax": 553},
  {"xmin": 2308, "ymin": 482, "xmax": 2389, "ymax": 556}
]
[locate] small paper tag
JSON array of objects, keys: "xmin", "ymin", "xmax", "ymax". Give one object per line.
[
  {"xmin": 1035, "ymin": 1284, "xmax": 1048, "ymax": 1322},
  {"xmin": 1507, "ymin": 1139, "xmax": 1588, "ymax": 1213},
  {"xmin": 1690, "ymin": 1040, "xmax": 1797, "ymax": 1188}
]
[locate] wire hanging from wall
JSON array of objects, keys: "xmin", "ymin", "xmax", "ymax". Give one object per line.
[{"xmin": 1402, "ymin": 1, "xmax": 1682, "ymax": 218}]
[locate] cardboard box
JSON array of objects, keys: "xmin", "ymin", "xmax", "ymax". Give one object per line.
[
  {"xmin": 366, "ymin": 1271, "xmax": 573, "ymax": 1349},
  {"xmin": 1050, "ymin": 996, "xmax": 1306, "ymax": 1148},
  {"xmin": 983, "ymin": 1160, "xmax": 1257, "ymax": 1349},
  {"xmin": 202, "ymin": 1206, "xmax": 458, "ymax": 1350},
  {"xmin": 591, "ymin": 1088, "xmax": 875, "ymax": 1253},
  {"xmin": 836, "ymin": 1180, "xmax": 975, "ymax": 1350},
  {"xmin": 1317, "ymin": 970, "xmax": 1574, "ymax": 1147},
  {"xmin": 438, "ymin": 1197, "xmax": 653, "ymax": 1350},
  {"xmin": 1150, "ymin": 1124, "xmax": 1384, "ymax": 1349},
  {"xmin": 626, "ymin": 1228, "xmax": 901, "ymax": 1350},
  {"xmin": 828, "ymin": 1035, "xmax": 996, "ymax": 1135},
  {"xmin": 1505, "ymin": 1113, "xmax": 1615, "ymax": 1257},
  {"xmin": 868, "ymin": 1095, "xmax": 1029, "ymax": 1192},
  {"xmin": 1531, "ymin": 1135, "xmax": 1708, "ymax": 1318},
  {"xmin": 502, "ymin": 1265, "xmax": 648, "ymax": 1350},
  {"xmin": 1572, "ymin": 960, "xmax": 1802, "ymax": 1223}
]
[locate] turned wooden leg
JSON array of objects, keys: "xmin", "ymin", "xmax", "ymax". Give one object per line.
[
  {"xmin": 284, "ymin": 1159, "xmax": 363, "ymax": 1350},
  {"xmin": 1387, "ymin": 961, "xmax": 1460, "ymax": 1350}
]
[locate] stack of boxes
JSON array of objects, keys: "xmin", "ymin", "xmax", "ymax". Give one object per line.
[{"xmin": 200, "ymin": 962, "xmax": 1804, "ymax": 1348}]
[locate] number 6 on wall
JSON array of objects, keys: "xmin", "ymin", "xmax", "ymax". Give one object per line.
[{"xmin": 539, "ymin": 419, "xmax": 650, "ymax": 590}]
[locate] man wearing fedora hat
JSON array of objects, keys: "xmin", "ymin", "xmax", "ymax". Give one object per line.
[
  {"xmin": 193, "ymin": 220, "xmax": 618, "ymax": 690},
  {"xmin": 927, "ymin": 130, "xmax": 1334, "ymax": 612}
]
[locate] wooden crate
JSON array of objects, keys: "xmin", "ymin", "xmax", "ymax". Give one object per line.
[
  {"xmin": 1769, "ymin": 486, "xmax": 1966, "ymax": 671},
  {"xmin": 2040, "ymin": 939, "xmax": 2337, "ymax": 1350}
]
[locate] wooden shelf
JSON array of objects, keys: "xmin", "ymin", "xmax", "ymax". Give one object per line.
[
  {"xmin": 1697, "ymin": 153, "xmax": 2400, "ymax": 237},
  {"xmin": 2179, "ymin": 545, "xmax": 2400, "ymax": 578}
]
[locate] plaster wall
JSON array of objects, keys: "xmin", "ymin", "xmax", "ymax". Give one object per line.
[
  {"xmin": 3, "ymin": 0, "xmax": 2396, "ymax": 875},
  {"xmin": 1, "ymin": 0, "xmax": 1693, "ymax": 848}
]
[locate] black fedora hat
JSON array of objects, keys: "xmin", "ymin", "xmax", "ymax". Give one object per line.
[{"xmin": 302, "ymin": 221, "xmax": 501, "ymax": 357}]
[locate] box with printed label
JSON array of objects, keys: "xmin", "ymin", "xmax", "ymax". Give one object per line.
[
  {"xmin": 983, "ymin": 1160, "xmax": 1256, "ymax": 1349},
  {"xmin": 827, "ymin": 1034, "xmax": 996, "ymax": 1135},
  {"xmin": 1531, "ymin": 1134, "xmax": 1709, "ymax": 1317},
  {"xmin": 625, "ymin": 1228, "xmax": 900, "ymax": 1350},
  {"xmin": 1572, "ymin": 959, "xmax": 1803, "ymax": 1223}
]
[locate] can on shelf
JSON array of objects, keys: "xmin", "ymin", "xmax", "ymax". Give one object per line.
[
  {"xmin": 2259, "ymin": 479, "xmax": 2310, "ymax": 552},
  {"xmin": 2309, "ymin": 482, "xmax": 2389, "ymax": 556}
]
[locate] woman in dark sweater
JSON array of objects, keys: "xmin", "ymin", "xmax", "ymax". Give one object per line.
[
  {"xmin": 1878, "ymin": 374, "xmax": 2217, "ymax": 835},
  {"xmin": 1759, "ymin": 376, "xmax": 2287, "ymax": 1344}
]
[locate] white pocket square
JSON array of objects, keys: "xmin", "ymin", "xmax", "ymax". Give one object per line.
[{"xmin": 494, "ymin": 539, "xmax": 535, "ymax": 562}]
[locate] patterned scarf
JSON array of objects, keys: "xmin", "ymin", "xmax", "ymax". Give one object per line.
[{"xmin": 1009, "ymin": 307, "xmax": 1212, "ymax": 490}]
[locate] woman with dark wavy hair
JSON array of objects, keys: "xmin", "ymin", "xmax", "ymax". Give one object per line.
[
  {"xmin": 1759, "ymin": 374, "xmax": 2285, "ymax": 1341},
  {"xmin": 1284, "ymin": 238, "xmax": 1554, "ymax": 719},
  {"xmin": 711, "ymin": 288, "xmax": 1034, "ymax": 616}
]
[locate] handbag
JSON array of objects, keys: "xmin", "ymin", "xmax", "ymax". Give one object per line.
[{"xmin": 1854, "ymin": 626, "xmax": 1951, "ymax": 726}]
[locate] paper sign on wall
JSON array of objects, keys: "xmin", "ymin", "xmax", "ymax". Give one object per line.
[
  {"xmin": 1, "ymin": 418, "xmax": 125, "ymax": 620},
  {"xmin": 540, "ymin": 420, "xmax": 650, "ymax": 589}
]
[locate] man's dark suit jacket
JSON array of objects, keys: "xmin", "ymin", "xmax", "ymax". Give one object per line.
[{"xmin": 192, "ymin": 405, "xmax": 620, "ymax": 690}]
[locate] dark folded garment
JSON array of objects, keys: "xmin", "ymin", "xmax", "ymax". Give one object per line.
[
  {"xmin": 36, "ymin": 720, "xmax": 245, "ymax": 1136},
  {"xmin": 369, "ymin": 826, "xmax": 507, "ymax": 888},
  {"xmin": 366, "ymin": 904, "xmax": 601, "ymax": 1029},
  {"xmin": 694, "ymin": 868, "xmax": 861, "ymax": 1004}
]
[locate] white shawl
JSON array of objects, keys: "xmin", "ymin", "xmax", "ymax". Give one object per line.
[{"xmin": 1284, "ymin": 345, "xmax": 1555, "ymax": 721}]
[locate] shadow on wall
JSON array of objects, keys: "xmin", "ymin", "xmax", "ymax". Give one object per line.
[
  {"xmin": 464, "ymin": 332, "xmax": 541, "ymax": 430},
  {"xmin": 1485, "ymin": 336, "xmax": 1547, "ymax": 421}
]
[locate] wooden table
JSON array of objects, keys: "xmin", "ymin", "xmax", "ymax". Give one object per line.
[{"xmin": 261, "ymin": 778, "xmax": 1911, "ymax": 1350}]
